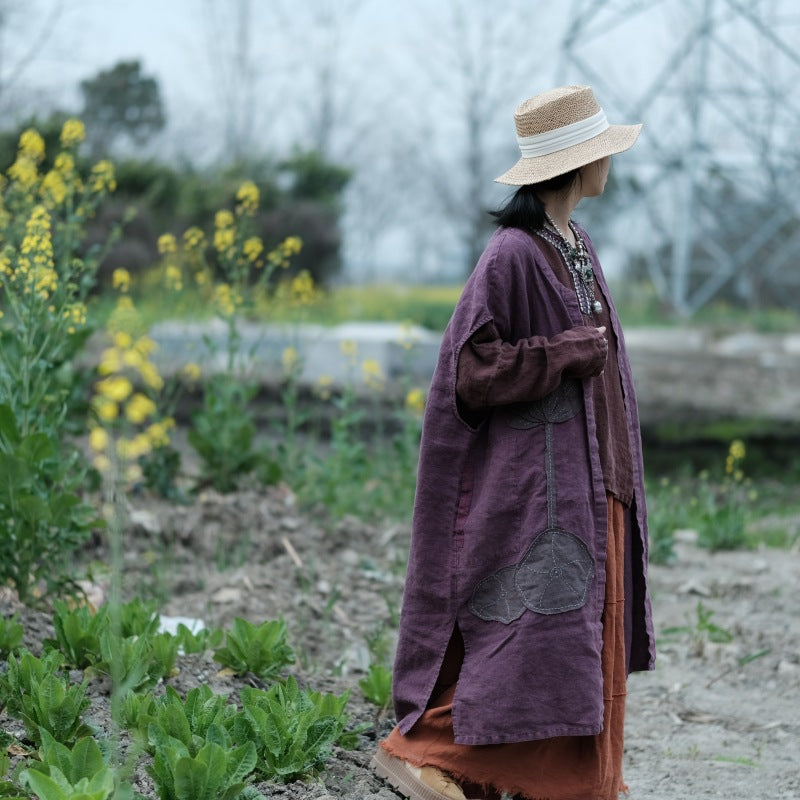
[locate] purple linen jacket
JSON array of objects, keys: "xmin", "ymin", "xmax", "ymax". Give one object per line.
[{"xmin": 392, "ymin": 226, "xmax": 655, "ymax": 746}]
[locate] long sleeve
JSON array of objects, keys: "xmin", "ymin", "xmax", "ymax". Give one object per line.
[{"xmin": 456, "ymin": 321, "xmax": 607, "ymax": 410}]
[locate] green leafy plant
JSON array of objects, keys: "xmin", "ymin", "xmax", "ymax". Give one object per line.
[
  {"xmin": 20, "ymin": 764, "xmax": 115, "ymax": 800},
  {"xmin": 233, "ymin": 678, "xmax": 362, "ymax": 782},
  {"xmin": 696, "ymin": 440, "xmax": 751, "ymax": 551},
  {"xmin": 212, "ymin": 618, "xmax": 294, "ymax": 683},
  {"xmin": 96, "ymin": 630, "xmax": 177, "ymax": 693},
  {"xmin": 173, "ymin": 624, "xmax": 223, "ymax": 655},
  {"xmin": 116, "ymin": 597, "xmax": 160, "ymax": 639},
  {"xmin": 23, "ymin": 730, "xmax": 112, "ymax": 787},
  {"xmin": 0, "ymin": 407, "xmax": 100, "ymax": 603},
  {"xmin": 0, "ymin": 615, "xmax": 24, "ymax": 658},
  {"xmin": 358, "ymin": 664, "xmax": 393, "ymax": 709},
  {"xmin": 117, "ymin": 690, "xmax": 157, "ymax": 736},
  {"xmin": 0, "ymin": 122, "xmax": 121, "ymax": 604},
  {"xmin": 139, "ymin": 432, "xmax": 184, "ymax": 501},
  {"xmin": 148, "ymin": 730, "xmax": 257, "ymax": 800},
  {"xmin": 662, "ymin": 601, "xmax": 734, "ymax": 657},
  {"xmin": 141, "ymin": 687, "xmax": 237, "ymax": 755},
  {"xmin": 0, "ymin": 650, "xmax": 92, "ymax": 747},
  {"xmin": 45, "ymin": 601, "xmax": 108, "ymax": 670},
  {"xmin": 188, "ymin": 374, "xmax": 259, "ymax": 493},
  {"xmin": 645, "ymin": 477, "xmax": 684, "ymax": 564},
  {"xmin": 155, "ymin": 185, "xmax": 302, "ymax": 495},
  {"xmin": 0, "ymin": 751, "xmax": 26, "ymax": 798}
]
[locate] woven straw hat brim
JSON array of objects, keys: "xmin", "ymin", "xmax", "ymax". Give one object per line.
[{"xmin": 495, "ymin": 122, "xmax": 642, "ymax": 186}]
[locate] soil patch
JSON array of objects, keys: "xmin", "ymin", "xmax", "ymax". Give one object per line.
[{"xmin": 2, "ymin": 487, "xmax": 799, "ymax": 799}]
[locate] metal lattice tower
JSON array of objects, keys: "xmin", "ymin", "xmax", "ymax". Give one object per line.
[{"xmin": 559, "ymin": 0, "xmax": 800, "ymax": 314}]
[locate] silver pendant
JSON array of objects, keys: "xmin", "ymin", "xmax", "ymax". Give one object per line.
[{"xmin": 592, "ymin": 300, "xmax": 602, "ymax": 314}]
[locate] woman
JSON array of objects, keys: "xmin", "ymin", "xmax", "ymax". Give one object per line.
[{"xmin": 372, "ymin": 86, "xmax": 655, "ymax": 800}]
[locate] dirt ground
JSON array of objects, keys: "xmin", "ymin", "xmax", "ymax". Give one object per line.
[{"xmin": 3, "ymin": 485, "xmax": 799, "ymax": 800}]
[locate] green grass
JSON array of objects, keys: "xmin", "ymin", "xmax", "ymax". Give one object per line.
[
  {"xmin": 91, "ymin": 272, "xmax": 800, "ymax": 335},
  {"xmin": 90, "ymin": 282, "xmax": 464, "ymax": 332}
]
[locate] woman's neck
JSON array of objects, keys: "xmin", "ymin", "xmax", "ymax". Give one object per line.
[{"xmin": 539, "ymin": 190, "xmax": 580, "ymax": 245}]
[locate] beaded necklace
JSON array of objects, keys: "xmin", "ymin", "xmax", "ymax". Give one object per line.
[{"xmin": 538, "ymin": 212, "xmax": 603, "ymax": 316}]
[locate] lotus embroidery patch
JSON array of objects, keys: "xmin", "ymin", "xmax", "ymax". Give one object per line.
[{"xmin": 468, "ymin": 379, "xmax": 596, "ymax": 623}]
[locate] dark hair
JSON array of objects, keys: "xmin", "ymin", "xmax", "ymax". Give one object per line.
[{"xmin": 489, "ymin": 168, "xmax": 582, "ymax": 233}]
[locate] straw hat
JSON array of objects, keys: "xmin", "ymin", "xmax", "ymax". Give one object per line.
[{"xmin": 495, "ymin": 85, "xmax": 642, "ymax": 185}]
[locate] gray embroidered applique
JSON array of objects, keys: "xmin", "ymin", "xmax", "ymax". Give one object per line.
[
  {"xmin": 515, "ymin": 528, "xmax": 594, "ymax": 615},
  {"xmin": 468, "ymin": 379, "xmax": 595, "ymax": 623},
  {"xmin": 507, "ymin": 378, "xmax": 583, "ymax": 428},
  {"xmin": 469, "ymin": 565, "xmax": 526, "ymax": 624}
]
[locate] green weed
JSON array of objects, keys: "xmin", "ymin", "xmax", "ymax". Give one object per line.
[
  {"xmin": 0, "ymin": 650, "xmax": 92, "ymax": 748},
  {"xmin": 662, "ymin": 601, "xmax": 733, "ymax": 657},
  {"xmin": 358, "ymin": 665, "xmax": 393, "ymax": 709},
  {"xmin": 212, "ymin": 618, "xmax": 295, "ymax": 683},
  {"xmin": 234, "ymin": 677, "xmax": 363, "ymax": 782},
  {"xmin": 0, "ymin": 615, "xmax": 23, "ymax": 659}
]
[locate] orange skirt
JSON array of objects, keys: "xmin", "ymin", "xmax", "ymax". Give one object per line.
[{"xmin": 381, "ymin": 494, "xmax": 629, "ymax": 800}]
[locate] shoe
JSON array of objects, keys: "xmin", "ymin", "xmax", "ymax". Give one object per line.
[{"xmin": 371, "ymin": 747, "xmax": 473, "ymax": 800}]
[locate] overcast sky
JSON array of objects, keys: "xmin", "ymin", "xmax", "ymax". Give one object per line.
[{"xmin": 7, "ymin": 0, "xmax": 800, "ymax": 286}]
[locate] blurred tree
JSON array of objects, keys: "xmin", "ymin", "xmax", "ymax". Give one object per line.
[
  {"xmin": 79, "ymin": 60, "xmax": 166, "ymax": 157},
  {"xmin": 281, "ymin": 150, "xmax": 351, "ymax": 207},
  {"xmin": 400, "ymin": 0, "xmax": 548, "ymax": 277}
]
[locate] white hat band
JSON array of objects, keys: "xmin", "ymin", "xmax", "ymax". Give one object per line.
[{"xmin": 517, "ymin": 109, "xmax": 609, "ymax": 158}]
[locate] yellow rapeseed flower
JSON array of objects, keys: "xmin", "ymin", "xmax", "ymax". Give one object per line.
[
  {"xmin": 60, "ymin": 119, "xmax": 86, "ymax": 148},
  {"xmin": 122, "ymin": 348, "xmax": 144, "ymax": 370},
  {"xmin": 145, "ymin": 419, "xmax": 173, "ymax": 448},
  {"xmin": 19, "ymin": 129, "xmax": 45, "ymax": 161},
  {"xmin": 283, "ymin": 236, "xmax": 302, "ymax": 255},
  {"xmin": 139, "ymin": 362, "xmax": 163, "ymax": 391},
  {"xmin": 125, "ymin": 393, "xmax": 157, "ymax": 424},
  {"xmin": 158, "ymin": 233, "xmax": 177, "ymax": 254},
  {"xmin": 214, "ymin": 283, "xmax": 236, "ymax": 316},
  {"xmin": 214, "ymin": 209, "xmax": 234, "ymax": 229},
  {"xmin": 116, "ymin": 433, "xmax": 151, "ymax": 461},
  {"xmin": 96, "ymin": 375, "xmax": 133, "ymax": 403},
  {"xmin": 183, "ymin": 226, "xmax": 205, "ymax": 252},
  {"xmin": 165, "ymin": 264, "xmax": 183, "ymax": 291},
  {"xmin": 213, "ymin": 227, "xmax": 235, "ymax": 254},
  {"xmin": 289, "ymin": 270, "xmax": 315, "ymax": 305},
  {"xmin": 89, "ymin": 160, "xmax": 116, "ymax": 193},
  {"xmin": 405, "ymin": 388, "xmax": 426, "ymax": 414},
  {"xmin": 181, "ymin": 362, "xmax": 201, "ymax": 381},
  {"xmin": 362, "ymin": 358, "xmax": 384, "ymax": 391},
  {"xmin": 340, "ymin": 339, "xmax": 357, "ymax": 358},
  {"xmin": 194, "ymin": 269, "xmax": 209, "ymax": 286},
  {"xmin": 134, "ymin": 335, "xmax": 157, "ymax": 356},
  {"xmin": 93, "ymin": 454, "xmax": 111, "ymax": 472},
  {"xmin": 124, "ymin": 464, "xmax": 144, "ymax": 484},
  {"xmin": 362, "ymin": 358, "xmax": 382, "ymax": 378},
  {"xmin": 40, "ymin": 170, "xmax": 68, "ymax": 206},
  {"xmin": 235, "ymin": 181, "xmax": 259, "ymax": 215},
  {"xmin": 243, "ymin": 236, "xmax": 263, "ymax": 262},
  {"xmin": 112, "ymin": 268, "xmax": 131, "ymax": 292},
  {"xmin": 729, "ymin": 440, "xmax": 745, "ymax": 461},
  {"xmin": 63, "ymin": 302, "xmax": 87, "ymax": 333},
  {"xmin": 89, "ymin": 427, "xmax": 109, "ymax": 452},
  {"xmin": 98, "ymin": 347, "xmax": 122, "ymax": 375},
  {"xmin": 93, "ymin": 396, "xmax": 119, "ymax": 422},
  {"xmin": 316, "ymin": 374, "xmax": 333, "ymax": 400},
  {"xmin": 112, "ymin": 330, "xmax": 133, "ymax": 349},
  {"xmin": 54, "ymin": 152, "xmax": 76, "ymax": 177},
  {"xmin": 282, "ymin": 346, "xmax": 299, "ymax": 371},
  {"xmin": 8, "ymin": 157, "xmax": 38, "ymax": 189}
]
